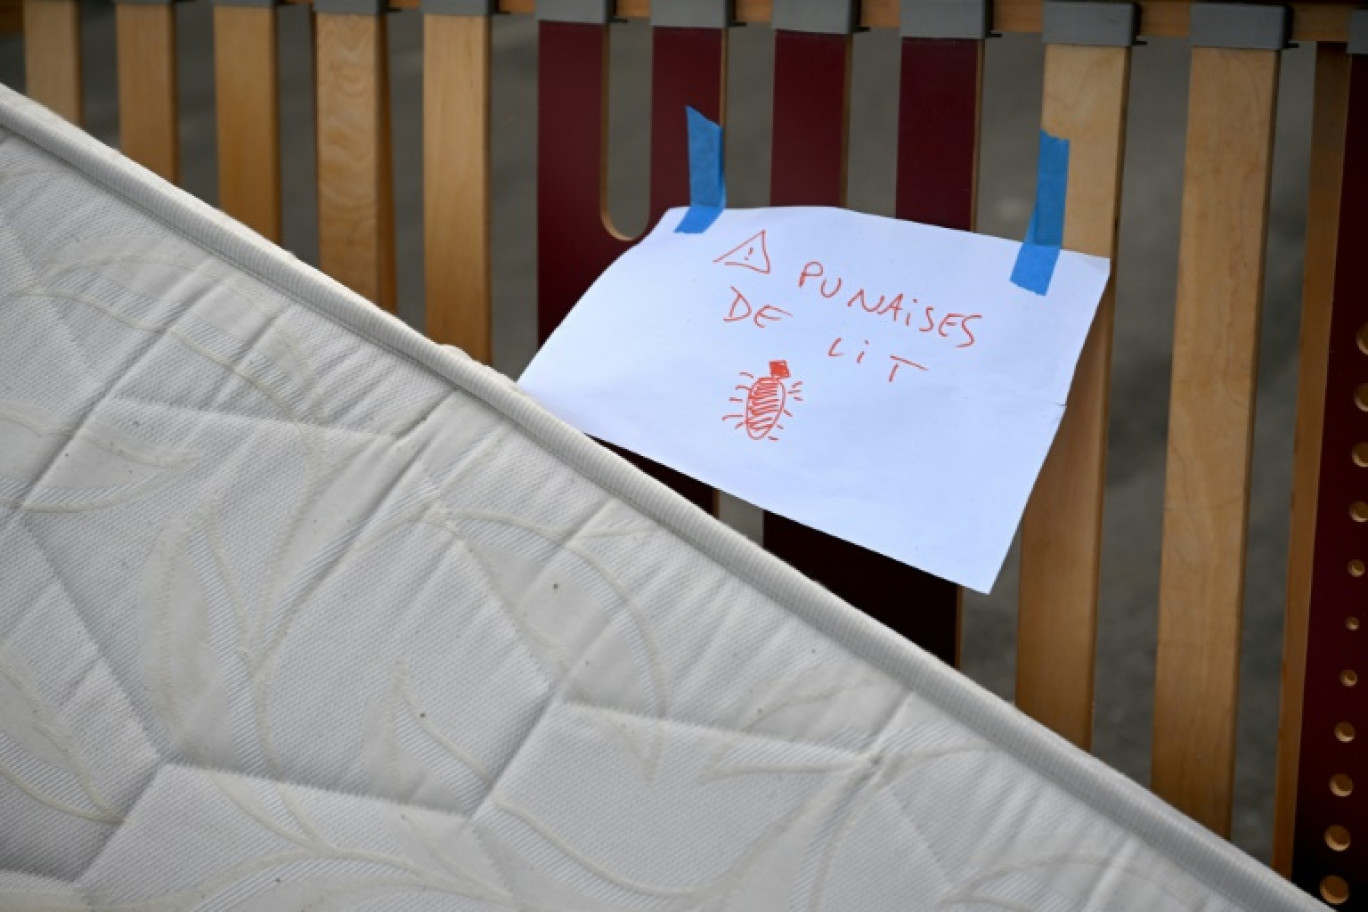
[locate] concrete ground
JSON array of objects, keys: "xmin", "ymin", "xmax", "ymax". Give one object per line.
[{"xmin": 0, "ymin": 5, "xmax": 1317, "ymax": 864}]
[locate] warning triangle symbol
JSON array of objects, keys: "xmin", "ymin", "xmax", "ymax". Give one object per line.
[{"xmin": 713, "ymin": 229, "xmax": 772, "ymax": 275}]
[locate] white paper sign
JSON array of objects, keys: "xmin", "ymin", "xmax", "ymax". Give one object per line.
[{"xmin": 520, "ymin": 207, "xmax": 1110, "ymax": 592}]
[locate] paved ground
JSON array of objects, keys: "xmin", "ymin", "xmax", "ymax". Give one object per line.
[{"xmin": 1, "ymin": 5, "xmax": 1319, "ymax": 864}]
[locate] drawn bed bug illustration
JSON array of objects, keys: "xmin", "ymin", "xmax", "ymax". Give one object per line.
[{"xmin": 724, "ymin": 360, "xmax": 804, "ymax": 441}]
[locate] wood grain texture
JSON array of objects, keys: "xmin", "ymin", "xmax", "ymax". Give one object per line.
[
  {"xmin": 1016, "ymin": 44, "xmax": 1130, "ymax": 750},
  {"xmin": 1271, "ymin": 41, "xmax": 1351, "ymax": 878},
  {"xmin": 23, "ymin": 0, "xmax": 82, "ymax": 124},
  {"xmin": 214, "ymin": 4, "xmax": 281, "ymax": 242},
  {"xmin": 1151, "ymin": 46, "xmax": 1280, "ymax": 837},
  {"xmin": 315, "ymin": 11, "xmax": 396, "ymax": 311},
  {"xmin": 116, "ymin": 2, "xmax": 179, "ymax": 183},
  {"xmin": 423, "ymin": 13, "xmax": 491, "ymax": 361}
]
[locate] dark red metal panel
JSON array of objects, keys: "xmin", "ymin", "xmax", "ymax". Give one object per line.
[
  {"xmin": 649, "ymin": 26, "xmax": 726, "ymax": 223},
  {"xmin": 881, "ymin": 37, "xmax": 984, "ymax": 664},
  {"xmin": 537, "ymin": 21, "xmax": 630, "ymax": 339},
  {"xmin": 769, "ymin": 29, "xmax": 850, "ymax": 207},
  {"xmin": 896, "ymin": 38, "xmax": 980, "ymax": 233},
  {"xmin": 760, "ymin": 28, "xmax": 962, "ymax": 666},
  {"xmin": 537, "ymin": 20, "xmax": 721, "ymax": 512},
  {"xmin": 631, "ymin": 25, "xmax": 726, "ymax": 512},
  {"xmin": 1292, "ymin": 51, "xmax": 1368, "ymax": 910}
]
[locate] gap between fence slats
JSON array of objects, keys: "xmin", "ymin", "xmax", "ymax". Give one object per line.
[
  {"xmin": 424, "ymin": 13, "xmax": 491, "ymax": 362},
  {"xmin": 1151, "ymin": 45, "xmax": 1280, "ymax": 837},
  {"xmin": 315, "ymin": 9, "xmax": 397, "ymax": 311},
  {"xmin": 115, "ymin": 2, "xmax": 179, "ymax": 182},
  {"xmin": 214, "ymin": 4, "xmax": 282, "ymax": 243},
  {"xmin": 1016, "ymin": 43, "xmax": 1131, "ymax": 751},
  {"xmin": 22, "ymin": 0, "xmax": 82, "ymax": 124},
  {"xmin": 1271, "ymin": 41, "xmax": 1352, "ymax": 878}
]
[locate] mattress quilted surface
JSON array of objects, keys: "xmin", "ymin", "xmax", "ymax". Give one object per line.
[{"xmin": 0, "ymin": 84, "xmax": 1320, "ymax": 911}]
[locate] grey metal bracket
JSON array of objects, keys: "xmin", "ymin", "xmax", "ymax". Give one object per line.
[
  {"xmin": 421, "ymin": 0, "xmax": 496, "ymax": 14},
  {"xmin": 314, "ymin": 0, "xmax": 387, "ymax": 13},
  {"xmin": 772, "ymin": 0, "xmax": 859, "ymax": 35},
  {"xmin": 1042, "ymin": 2, "xmax": 1137, "ymax": 46},
  {"xmin": 535, "ymin": 0, "xmax": 613, "ymax": 24},
  {"xmin": 1188, "ymin": 3, "xmax": 1290, "ymax": 50},
  {"xmin": 112, "ymin": 0, "xmax": 192, "ymax": 7},
  {"xmin": 900, "ymin": 0, "xmax": 990, "ymax": 39},
  {"xmin": 211, "ymin": 0, "xmax": 278, "ymax": 8},
  {"xmin": 651, "ymin": 0, "xmax": 733, "ymax": 29},
  {"xmin": 1349, "ymin": 7, "xmax": 1368, "ymax": 56}
]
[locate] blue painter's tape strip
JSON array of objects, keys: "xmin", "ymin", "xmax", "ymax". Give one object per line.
[
  {"xmin": 676, "ymin": 106, "xmax": 726, "ymax": 234},
  {"xmin": 1010, "ymin": 129, "xmax": 1070, "ymax": 295}
]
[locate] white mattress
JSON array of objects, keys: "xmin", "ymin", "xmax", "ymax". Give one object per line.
[{"xmin": 0, "ymin": 83, "xmax": 1319, "ymax": 912}]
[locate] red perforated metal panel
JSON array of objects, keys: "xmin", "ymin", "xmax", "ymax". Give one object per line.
[{"xmin": 1292, "ymin": 51, "xmax": 1368, "ymax": 911}]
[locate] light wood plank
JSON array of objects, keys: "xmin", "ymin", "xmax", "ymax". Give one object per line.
[
  {"xmin": 1271, "ymin": 41, "xmax": 1352, "ymax": 877},
  {"xmin": 423, "ymin": 13, "xmax": 491, "ymax": 362},
  {"xmin": 315, "ymin": 10, "xmax": 396, "ymax": 311},
  {"xmin": 116, "ymin": 2, "xmax": 179, "ymax": 182},
  {"xmin": 1151, "ymin": 46, "xmax": 1280, "ymax": 837},
  {"xmin": 1016, "ymin": 43, "xmax": 1130, "ymax": 750},
  {"xmin": 214, "ymin": 4, "xmax": 281, "ymax": 243},
  {"xmin": 22, "ymin": 0, "xmax": 82, "ymax": 124}
]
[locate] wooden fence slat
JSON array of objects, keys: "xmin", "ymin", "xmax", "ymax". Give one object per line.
[
  {"xmin": 1151, "ymin": 44, "xmax": 1281, "ymax": 837},
  {"xmin": 22, "ymin": 0, "xmax": 82, "ymax": 123},
  {"xmin": 1016, "ymin": 42, "xmax": 1131, "ymax": 750},
  {"xmin": 892, "ymin": 36, "xmax": 982, "ymax": 664},
  {"xmin": 423, "ymin": 12, "xmax": 491, "ymax": 361},
  {"xmin": 214, "ymin": 4, "xmax": 282, "ymax": 243},
  {"xmin": 315, "ymin": 8, "xmax": 396, "ymax": 310},
  {"xmin": 1272, "ymin": 40, "xmax": 1352, "ymax": 878},
  {"xmin": 115, "ymin": 1, "xmax": 179, "ymax": 183}
]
